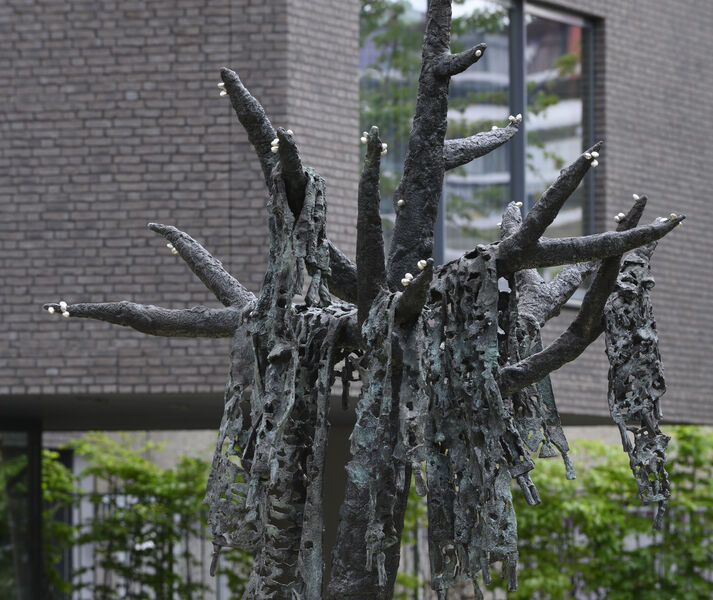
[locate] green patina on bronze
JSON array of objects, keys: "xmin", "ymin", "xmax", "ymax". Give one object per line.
[{"xmin": 605, "ymin": 243, "xmax": 670, "ymax": 529}]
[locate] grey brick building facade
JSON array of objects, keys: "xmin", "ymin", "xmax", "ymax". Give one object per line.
[{"xmin": 2, "ymin": 0, "xmax": 711, "ymax": 431}]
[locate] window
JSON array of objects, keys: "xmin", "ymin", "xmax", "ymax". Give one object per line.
[{"xmin": 359, "ymin": 0, "xmax": 595, "ymax": 264}]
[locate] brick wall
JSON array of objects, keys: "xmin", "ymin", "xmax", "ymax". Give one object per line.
[
  {"xmin": 541, "ymin": 0, "xmax": 713, "ymax": 424},
  {"xmin": 1, "ymin": 0, "xmax": 710, "ymax": 426},
  {"xmin": 0, "ymin": 0, "xmax": 358, "ymax": 417}
]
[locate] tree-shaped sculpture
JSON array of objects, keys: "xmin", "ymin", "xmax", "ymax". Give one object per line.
[{"xmin": 45, "ymin": 2, "xmax": 682, "ymax": 598}]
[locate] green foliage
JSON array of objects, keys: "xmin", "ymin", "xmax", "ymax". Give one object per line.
[
  {"xmin": 509, "ymin": 427, "xmax": 713, "ymax": 599},
  {"xmin": 397, "ymin": 427, "xmax": 713, "ymax": 598},
  {"xmin": 394, "ymin": 473, "xmax": 429, "ymax": 600},
  {"xmin": 0, "ymin": 451, "xmax": 30, "ymax": 598},
  {"xmin": 42, "ymin": 448, "xmax": 80, "ymax": 596},
  {"xmin": 35, "ymin": 432, "xmax": 252, "ymax": 599}
]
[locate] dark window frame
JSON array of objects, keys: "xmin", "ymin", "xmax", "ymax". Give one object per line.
[{"xmin": 435, "ymin": 0, "xmax": 596, "ymax": 263}]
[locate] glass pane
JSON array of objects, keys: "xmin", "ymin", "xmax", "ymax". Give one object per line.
[
  {"xmin": 525, "ymin": 10, "xmax": 586, "ymax": 242},
  {"xmin": 444, "ymin": 1, "xmax": 511, "ymax": 262},
  {"xmin": 0, "ymin": 431, "xmax": 34, "ymax": 600},
  {"xmin": 359, "ymin": 1, "xmax": 510, "ymax": 261}
]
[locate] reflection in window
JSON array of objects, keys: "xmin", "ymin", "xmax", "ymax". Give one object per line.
[
  {"xmin": 526, "ymin": 8, "xmax": 590, "ymax": 241},
  {"xmin": 1, "ymin": 431, "xmax": 36, "ymax": 600},
  {"xmin": 444, "ymin": 3, "xmax": 511, "ymax": 261},
  {"xmin": 360, "ymin": 0, "xmax": 510, "ymax": 260},
  {"xmin": 359, "ymin": 1, "xmax": 593, "ymax": 264}
]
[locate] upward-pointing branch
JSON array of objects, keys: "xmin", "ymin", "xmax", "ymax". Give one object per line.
[
  {"xmin": 499, "ymin": 142, "xmax": 603, "ymax": 262},
  {"xmin": 395, "ymin": 258, "xmax": 434, "ymax": 326},
  {"xmin": 386, "ymin": 0, "xmax": 464, "ymax": 289},
  {"xmin": 501, "ymin": 200, "xmax": 596, "ymax": 325},
  {"xmin": 220, "ymin": 67, "xmax": 277, "ymax": 186},
  {"xmin": 220, "ymin": 67, "xmax": 358, "ymax": 305},
  {"xmin": 499, "ymin": 196, "xmax": 669, "ymax": 397},
  {"xmin": 148, "ymin": 223, "xmax": 254, "ymax": 308},
  {"xmin": 275, "ymin": 127, "xmax": 308, "ymax": 218},
  {"xmin": 356, "ymin": 127, "xmax": 387, "ymax": 326}
]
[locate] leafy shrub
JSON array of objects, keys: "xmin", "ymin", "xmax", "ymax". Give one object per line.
[
  {"xmin": 40, "ymin": 432, "xmax": 252, "ymax": 599},
  {"xmin": 396, "ymin": 426, "xmax": 713, "ymax": 599}
]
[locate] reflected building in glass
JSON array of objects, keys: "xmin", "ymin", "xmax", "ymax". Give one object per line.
[{"xmin": 359, "ymin": 0, "xmax": 593, "ymax": 264}]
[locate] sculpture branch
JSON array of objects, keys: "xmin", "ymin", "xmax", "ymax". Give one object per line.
[
  {"xmin": 498, "ymin": 215, "xmax": 684, "ymax": 273},
  {"xmin": 444, "ymin": 121, "xmax": 521, "ymax": 171},
  {"xmin": 356, "ymin": 126, "xmax": 387, "ymax": 326},
  {"xmin": 395, "ymin": 258, "xmax": 434, "ymax": 325},
  {"xmin": 499, "ymin": 142, "xmax": 602, "ymax": 260},
  {"xmin": 386, "ymin": 0, "xmax": 461, "ymax": 289},
  {"xmin": 275, "ymin": 127, "xmax": 308, "ymax": 218},
  {"xmin": 513, "ymin": 196, "xmax": 648, "ymax": 325},
  {"xmin": 222, "ymin": 67, "xmax": 357, "ymax": 304},
  {"xmin": 148, "ymin": 223, "xmax": 254, "ymax": 308},
  {"xmin": 501, "ymin": 201, "xmax": 594, "ymax": 324},
  {"xmin": 43, "ymin": 301, "xmax": 241, "ymax": 337},
  {"xmin": 499, "ymin": 196, "xmax": 661, "ymax": 397},
  {"xmin": 536, "ymin": 195, "xmax": 649, "ymax": 322},
  {"xmin": 220, "ymin": 67, "xmax": 277, "ymax": 185},
  {"xmin": 437, "ymin": 42, "xmax": 487, "ymax": 77},
  {"xmin": 327, "ymin": 242, "xmax": 358, "ymax": 304}
]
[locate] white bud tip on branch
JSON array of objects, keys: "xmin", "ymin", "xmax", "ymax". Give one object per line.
[
  {"xmin": 614, "ymin": 216, "xmax": 621, "ymax": 223},
  {"xmin": 508, "ymin": 115, "xmax": 516, "ymax": 122},
  {"xmin": 591, "ymin": 151, "xmax": 599, "ymax": 158},
  {"xmin": 516, "ymin": 113, "xmax": 522, "ymax": 121},
  {"xmin": 515, "ymin": 201, "xmax": 523, "ymax": 208},
  {"xmin": 401, "ymin": 278, "xmax": 411, "ymax": 287},
  {"xmin": 271, "ymin": 138, "xmax": 279, "ymax": 146},
  {"xmin": 491, "ymin": 125, "xmax": 498, "ymax": 131},
  {"xmin": 584, "ymin": 153, "xmax": 592, "ymax": 160},
  {"xmin": 670, "ymin": 213, "xmax": 677, "ymax": 219},
  {"xmin": 590, "ymin": 159, "xmax": 599, "ymax": 168},
  {"xmin": 360, "ymin": 137, "xmax": 367, "ymax": 144},
  {"xmin": 382, "ymin": 143, "xmax": 388, "ymax": 150},
  {"xmin": 286, "ymin": 129, "xmax": 293, "ymax": 136},
  {"xmin": 381, "ymin": 149, "xmax": 387, "ymax": 156},
  {"xmin": 47, "ymin": 306, "xmax": 55, "ymax": 314},
  {"xmin": 404, "ymin": 272, "xmax": 414, "ymax": 281},
  {"xmin": 475, "ymin": 49, "xmax": 482, "ymax": 57},
  {"xmin": 417, "ymin": 259, "xmax": 428, "ymax": 270},
  {"xmin": 62, "ymin": 311, "xmax": 70, "ymax": 318},
  {"xmin": 633, "ymin": 193, "xmax": 640, "ymax": 200},
  {"xmin": 618, "ymin": 212, "xmax": 626, "ymax": 219},
  {"xmin": 171, "ymin": 249, "xmax": 178, "ymax": 255},
  {"xmin": 270, "ymin": 146, "xmax": 279, "ymax": 154},
  {"xmin": 219, "ymin": 90, "xmax": 227, "ymax": 97},
  {"xmin": 59, "ymin": 301, "xmax": 67, "ymax": 310},
  {"xmin": 249, "ymin": 311, "xmax": 255, "ymax": 317},
  {"xmin": 657, "ymin": 217, "xmax": 669, "ymax": 223},
  {"xmin": 397, "ymin": 199, "xmax": 405, "ymax": 207},
  {"xmin": 166, "ymin": 243, "xmax": 174, "ymax": 249},
  {"xmin": 497, "ymin": 222, "xmax": 502, "ymax": 229},
  {"xmin": 217, "ymin": 82, "xmax": 225, "ymax": 89}
]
